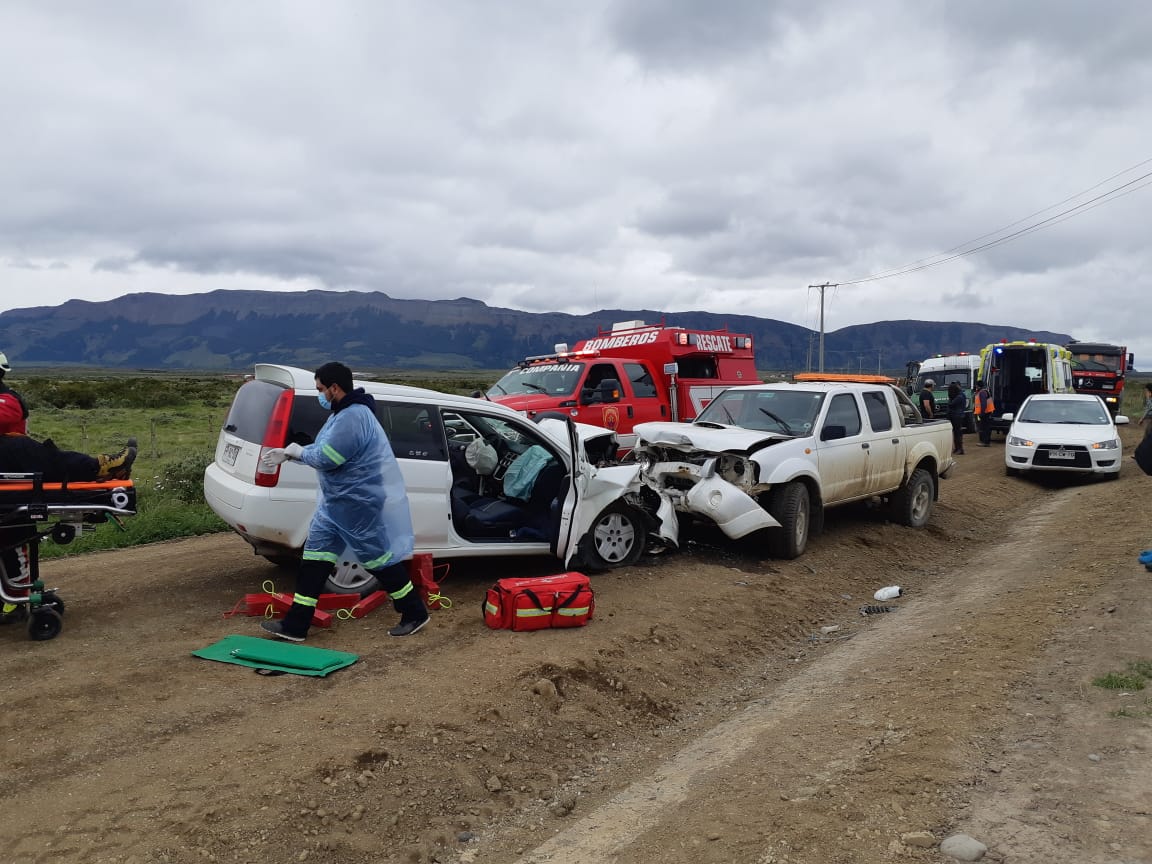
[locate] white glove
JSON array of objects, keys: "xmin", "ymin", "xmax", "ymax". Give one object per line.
[
  {"xmin": 261, "ymin": 448, "xmax": 290, "ymax": 469},
  {"xmin": 285, "ymin": 442, "xmax": 305, "ymax": 460}
]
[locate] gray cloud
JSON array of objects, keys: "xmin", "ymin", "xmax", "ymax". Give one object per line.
[{"xmin": 0, "ymin": 0, "xmax": 1150, "ymax": 364}]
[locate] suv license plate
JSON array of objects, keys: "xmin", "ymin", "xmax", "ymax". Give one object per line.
[
  {"xmin": 1049, "ymin": 449, "xmax": 1074, "ymax": 460},
  {"xmin": 223, "ymin": 443, "xmax": 241, "ymax": 466}
]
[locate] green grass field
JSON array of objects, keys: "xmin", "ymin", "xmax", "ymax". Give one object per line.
[
  {"xmin": 5, "ymin": 368, "xmax": 1149, "ymax": 559},
  {"xmin": 8, "ymin": 370, "xmax": 505, "ymax": 559}
]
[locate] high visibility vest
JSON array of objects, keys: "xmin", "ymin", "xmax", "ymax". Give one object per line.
[{"xmin": 974, "ymin": 389, "xmax": 995, "ymax": 415}]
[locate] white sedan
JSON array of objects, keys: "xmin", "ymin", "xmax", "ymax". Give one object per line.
[{"xmin": 1003, "ymin": 394, "xmax": 1128, "ymax": 478}]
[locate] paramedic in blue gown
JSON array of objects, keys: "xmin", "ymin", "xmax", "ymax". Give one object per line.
[{"xmin": 258, "ymin": 361, "xmax": 428, "ymax": 641}]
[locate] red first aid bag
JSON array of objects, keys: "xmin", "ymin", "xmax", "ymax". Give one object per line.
[{"xmin": 483, "ymin": 572, "xmax": 594, "ymax": 631}]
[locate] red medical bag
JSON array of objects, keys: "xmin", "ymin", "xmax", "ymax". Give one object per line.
[{"xmin": 483, "ymin": 572, "xmax": 594, "ymax": 631}]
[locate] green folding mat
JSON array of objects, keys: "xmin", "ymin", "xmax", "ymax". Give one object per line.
[{"xmin": 193, "ymin": 634, "xmax": 359, "ymax": 677}]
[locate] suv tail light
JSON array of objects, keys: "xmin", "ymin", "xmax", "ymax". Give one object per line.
[{"xmin": 255, "ymin": 389, "xmax": 295, "ymax": 488}]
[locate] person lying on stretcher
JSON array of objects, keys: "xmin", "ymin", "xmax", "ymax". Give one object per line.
[{"xmin": 0, "ymin": 434, "xmax": 137, "ymax": 482}]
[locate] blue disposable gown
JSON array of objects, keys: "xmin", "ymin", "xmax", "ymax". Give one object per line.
[{"xmin": 297, "ymin": 396, "xmax": 414, "ymax": 569}]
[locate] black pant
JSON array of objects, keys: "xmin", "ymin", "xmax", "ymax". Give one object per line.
[
  {"xmin": 950, "ymin": 418, "xmax": 964, "ymax": 453},
  {"xmin": 976, "ymin": 414, "xmax": 992, "ymax": 445},
  {"xmin": 0, "ymin": 436, "xmax": 99, "ymax": 481},
  {"xmin": 284, "ymin": 559, "xmax": 424, "ymax": 634}
]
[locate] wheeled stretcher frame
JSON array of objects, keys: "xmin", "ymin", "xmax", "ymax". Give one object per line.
[{"xmin": 0, "ymin": 473, "xmax": 137, "ymax": 641}]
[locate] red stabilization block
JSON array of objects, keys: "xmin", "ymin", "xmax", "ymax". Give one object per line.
[
  {"xmin": 409, "ymin": 553, "xmax": 443, "ymax": 610},
  {"xmin": 347, "ymin": 590, "xmax": 391, "ymax": 618}
]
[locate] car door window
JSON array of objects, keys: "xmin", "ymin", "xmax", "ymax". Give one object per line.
[
  {"xmin": 862, "ymin": 391, "xmax": 892, "ymax": 432},
  {"xmin": 376, "ymin": 402, "xmax": 447, "ymax": 461},
  {"xmin": 823, "ymin": 393, "xmax": 862, "ymax": 437}
]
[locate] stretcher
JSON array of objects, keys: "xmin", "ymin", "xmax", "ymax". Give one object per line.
[{"xmin": 0, "ymin": 473, "xmax": 137, "ymax": 641}]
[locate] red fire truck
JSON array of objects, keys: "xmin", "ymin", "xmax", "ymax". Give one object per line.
[
  {"xmin": 487, "ymin": 320, "xmax": 759, "ymax": 451},
  {"xmin": 1065, "ymin": 341, "xmax": 1135, "ymax": 415}
]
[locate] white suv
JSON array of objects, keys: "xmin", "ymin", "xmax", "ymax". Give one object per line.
[{"xmin": 204, "ymin": 364, "xmax": 664, "ymax": 572}]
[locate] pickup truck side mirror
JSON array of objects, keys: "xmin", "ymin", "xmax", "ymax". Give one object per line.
[
  {"xmin": 1001, "ymin": 413, "xmax": 1014, "ymax": 422},
  {"xmin": 821, "ymin": 424, "xmax": 847, "ymax": 442}
]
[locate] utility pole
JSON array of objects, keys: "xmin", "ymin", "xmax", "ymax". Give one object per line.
[{"xmin": 808, "ymin": 282, "xmax": 837, "ymax": 373}]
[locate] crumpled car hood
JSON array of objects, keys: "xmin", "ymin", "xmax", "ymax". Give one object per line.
[{"xmin": 633, "ymin": 421, "xmax": 786, "ymax": 454}]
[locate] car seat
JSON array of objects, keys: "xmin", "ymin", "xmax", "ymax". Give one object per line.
[{"xmin": 460, "ymin": 448, "xmax": 566, "ymax": 541}]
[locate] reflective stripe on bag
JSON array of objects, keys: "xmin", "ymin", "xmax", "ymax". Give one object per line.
[{"xmin": 555, "ymin": 606, "xmax": 591, "ymax": 617}]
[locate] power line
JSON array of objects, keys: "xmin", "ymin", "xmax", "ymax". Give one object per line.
[{"xmin": 835, "ymin": 158, "xmax": 1152, "ymax": 286}]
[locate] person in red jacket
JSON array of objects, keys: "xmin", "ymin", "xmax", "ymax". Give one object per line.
[{"xmin": 0, "ymin": 351, "xmax": 30, "ymax": 435}]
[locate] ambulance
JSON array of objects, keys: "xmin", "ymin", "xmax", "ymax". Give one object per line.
[
  {"xmin": 487, "ymin": 320, "xmax": 759, "ymax": 452},
  {"xmin": 910, "ymin": 352, "xmax": 983, "ymax": 431},
  {"xmin": 978, "ymin": 339, "xmax": 1075, "ymax": 433}
]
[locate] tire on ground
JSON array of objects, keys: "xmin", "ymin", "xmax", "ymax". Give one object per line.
[
  {"xmin": 891, "ymin": 467, "xmax": 935, "ymax": 527},
  {"xmin": 766, "ymin": 481, "xmax": 810, "ymax": 559}
]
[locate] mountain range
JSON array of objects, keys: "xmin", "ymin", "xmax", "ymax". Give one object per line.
[{"xmin": 0, "ymin": 289, "xmax": 1072, "ymax": 374}]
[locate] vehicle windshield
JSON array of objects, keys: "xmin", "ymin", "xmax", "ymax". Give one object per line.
[
  {"xmin": 1071, "ymin": 353, "xmax": 1121, "ymax": 372},
  {"xmin": 488, "ymin": 363, "xmax": 584, "ymax": 397},
  {"xmin": 695, "ymin": 388, "xmax": 825, "ymax": 435},
  {"xmin": 1017, "ymin": 399, "xmax": 1111, "ymax": 425},
  {"xmin": 916, "ymin": 369, "xmax": 972, "ymax": 390}
]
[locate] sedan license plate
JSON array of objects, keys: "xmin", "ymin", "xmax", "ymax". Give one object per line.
[
  {"xmin": 1049, "ymin": 448, "xmax": 1074, "ymax": 460},
  {"xmin": 223, "ymin": 443, "xmax": 241, "ymax": 466}
]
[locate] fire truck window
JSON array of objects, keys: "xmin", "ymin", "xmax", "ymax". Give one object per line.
[
  {"xmin": 623, "ymin": 363, "xmax": 658, "ymax": 398},
  {"xmin": 676, "ymin": 357, "xmax": 717, "ymax": 378},
  {"xmin": 584, "ymin": 364, "xmax": 618, "ymax": 393}
]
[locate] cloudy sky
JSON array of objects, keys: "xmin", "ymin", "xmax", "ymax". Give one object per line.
[{"xmin": 3, "ymin": 1, "xmax": 1151, "ymax": 363}]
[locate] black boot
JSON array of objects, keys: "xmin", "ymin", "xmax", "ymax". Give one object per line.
[
  {"xmin": 260, "ymin": 559, "xmax": 331, "ymax": 641},
  {"xmin": 370, "ymin": 562, "xmax": 429, "ymax": 637},
  {"xmin": 388, "ymin": 590, "xmax": 430, "ymax": 637},
  {"xmin": 260, "ymin": 599, "xmax": 315, "ymax": 641}
]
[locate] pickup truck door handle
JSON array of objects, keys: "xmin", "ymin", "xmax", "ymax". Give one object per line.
[
  {"xmin": 861, "ymin": 442, "xmax": 870, "ymax": 449},
  {"xmin": 892, "ymin": 438, "xmax": 900, "ymax": 444}
]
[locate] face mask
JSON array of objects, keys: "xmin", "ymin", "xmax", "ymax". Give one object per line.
[{"xmin": 318, "ymin": 391, "xmax": 331, "ymax": 410}]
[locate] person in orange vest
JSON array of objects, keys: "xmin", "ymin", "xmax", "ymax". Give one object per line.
[{"xmin": 973, "ymin": 378, "xmax": 994, "ymax": 447}]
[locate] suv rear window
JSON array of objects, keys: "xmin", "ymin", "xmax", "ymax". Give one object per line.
[{"xmin": 222, "ymin": 380, "xmax": 330, "ymax": 445}]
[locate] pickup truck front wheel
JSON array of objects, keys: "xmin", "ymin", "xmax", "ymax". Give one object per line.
[
  {"xmin": 891, "ymin": 468, "xmax": 934, "ymax": 527},
  {"xmin": 766, "ymin": 482, "xmax": 810, "ymax": 559}
]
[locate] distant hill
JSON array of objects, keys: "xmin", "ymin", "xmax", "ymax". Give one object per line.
[{"xmin": 0, "ymin": 289, "xmax": 1073, "ymax": 374}]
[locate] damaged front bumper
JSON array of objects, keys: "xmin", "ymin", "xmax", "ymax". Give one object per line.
[{"xmin": 638, "ymin": 455, "xmax": 777, "ymax": 540}]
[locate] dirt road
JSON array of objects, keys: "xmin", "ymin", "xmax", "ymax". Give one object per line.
[{"xmin": 4, "ymin": 430, "xmax": 1151, "ymax": 864}]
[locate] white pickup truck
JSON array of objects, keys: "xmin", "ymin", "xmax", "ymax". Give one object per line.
[{"xmin": 632, "ymin": 377, "xmax": 955, "ymax": 559}]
